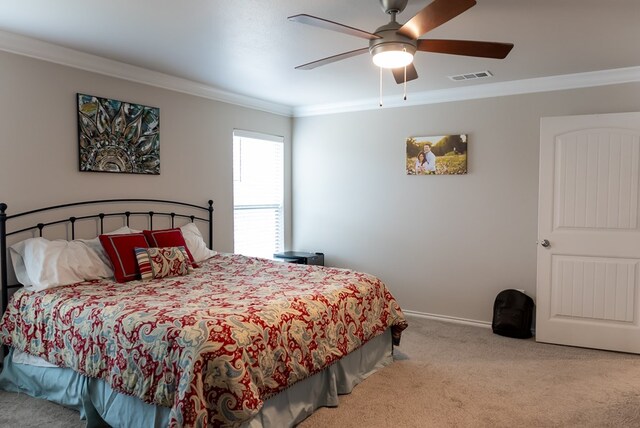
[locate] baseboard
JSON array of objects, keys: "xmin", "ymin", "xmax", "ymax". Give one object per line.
[{"xmin": 403, "ymin": 310, "xmax": 492, "ymax": 329}]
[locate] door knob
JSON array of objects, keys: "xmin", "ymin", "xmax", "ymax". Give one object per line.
[{"xmin": 540, "ymin": 239, "xmax": 550, "ymax": 248}]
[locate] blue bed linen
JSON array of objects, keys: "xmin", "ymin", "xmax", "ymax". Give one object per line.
[
  {"xmin": 0, "ymin": 329, "xmax": 392, "ymax": 427},
  {"xmin": 246, "ymin": 329, "xmax": 393, "ymax": 427},
  {"xmin": 0, "ymin": 349, "xmax": 170, "ymax": 427}
]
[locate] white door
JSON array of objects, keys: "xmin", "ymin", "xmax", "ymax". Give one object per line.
[{"xmin": 537, "ymin": 112, "xmax": 640, "ymax": 353}]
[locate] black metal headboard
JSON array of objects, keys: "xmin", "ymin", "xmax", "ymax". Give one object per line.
[{"xmin": 0, "ymin": 199, "xmax": 214, "ymax": 316}]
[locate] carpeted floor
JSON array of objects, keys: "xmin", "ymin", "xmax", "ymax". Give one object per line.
[
  {"xmin": 2, "ymin": 315, "xmax": 640, "ymax": 427},
  {"xmin": 301, "ymin": 316, "xmax": 640, "ymax": 427},
  {"xmin": 0, "ymin": 387, "xmax": 85, "ymax": 428}
]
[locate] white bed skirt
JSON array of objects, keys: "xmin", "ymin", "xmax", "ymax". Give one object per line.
[{"xmin": 0, "ymin": 329, "xmax": 393, "ymax": 427}]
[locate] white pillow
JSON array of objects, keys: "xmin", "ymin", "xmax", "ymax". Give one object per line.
[
  {"xmin": 79, "ymin": 225, "xmax": 135, "ymax": 268},
  {"xmin": 180, "ymin": 223, "xmax": 217, "ymax": 263},
  {"xmin": 9, "ymin": 237, "xmax": 113, "ymax": 291},
  {"xmin": 9, "ymin": 226, "xmax": 134, "ymax": 291}
]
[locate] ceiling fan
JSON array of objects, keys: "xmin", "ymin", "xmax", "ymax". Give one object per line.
[{"xmin": 288, "ymin": 0, "xmax": 514, "ymax": 85}]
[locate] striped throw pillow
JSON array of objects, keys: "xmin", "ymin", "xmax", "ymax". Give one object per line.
[{"xmin": 134, "ymin": 246, "xmax": 193, "ymax": 281}]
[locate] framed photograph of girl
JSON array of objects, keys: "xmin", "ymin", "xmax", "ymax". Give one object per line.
[{"xmin": 406, "ymin": 134, "xmax": 467, "ymax": 175}]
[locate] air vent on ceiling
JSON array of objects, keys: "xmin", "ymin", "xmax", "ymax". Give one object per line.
[{"xmin": 448, "ymin": 70, "xmax": 493, "ymax": 82}]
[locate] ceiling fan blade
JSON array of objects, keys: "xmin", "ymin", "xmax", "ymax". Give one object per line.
[
  {"xmin": 288, "ymin": 14, "xmax": 381, "ymax": 40},
  {"xmin": 398, "ymin": 0, "xmax": 476, "ymax": 40},
  {"xmin": 417, "ymin": 39, "xmax": 514, "ymax": 59},
  {"xmin": 295, "ymin": 47, "xmax": 370, "ymax": 70},
  {"xmin": 391, "ymin": 63, "xmax": 419, "ymax": 84}
]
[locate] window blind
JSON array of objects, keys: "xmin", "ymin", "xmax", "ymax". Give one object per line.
[{"xmin": 233, "ymin": 131, "xmax": 284, "ymax": 258}]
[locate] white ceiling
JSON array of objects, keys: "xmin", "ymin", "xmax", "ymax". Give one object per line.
[{"xmin": 1, "ymin": 0, "xmax": 639, "ymax": 111}]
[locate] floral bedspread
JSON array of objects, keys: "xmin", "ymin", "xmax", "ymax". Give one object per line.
[{"xmin": 0, "ymin": 253, "xmax": 407, "ymax": 427}]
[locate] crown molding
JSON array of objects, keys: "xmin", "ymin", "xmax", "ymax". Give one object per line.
[
  {"xmin": 0, "ymin": 30, "xmax": 293, "ymax": 117},
  {"xmin": 293, "ymin": 66, "xmax": 640, "ymax": 117},
  {"xmin": 2, "ymin": 29, "xmax": 639, "ymax": 119}
]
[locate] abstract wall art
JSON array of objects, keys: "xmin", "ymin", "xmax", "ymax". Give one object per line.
[{"xmin": 77, "ymin": 93, "xmax": 160, "ymax": 174}]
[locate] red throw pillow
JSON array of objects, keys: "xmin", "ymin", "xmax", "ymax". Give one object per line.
[
  {"xmin": 143, "ymin": 228, "xmax": 198, "ymax": 267},
  {"xmin": 99, "ymin": 233, "xmax": 149, "ymax": 283}
]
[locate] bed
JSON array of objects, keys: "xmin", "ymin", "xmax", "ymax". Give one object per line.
[{"xmin": 0, "ymin": 199, "xmax": 408, "ymax": 427}]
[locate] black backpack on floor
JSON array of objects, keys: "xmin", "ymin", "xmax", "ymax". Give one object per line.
[{"xmin": 492, "ymin": 289, "xmax": 534, "ymax": 339}]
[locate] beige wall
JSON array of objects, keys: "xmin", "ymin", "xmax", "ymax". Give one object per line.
[
  {"xmin": 292, "ymin": 83, "xmax": 640, "ymax": 323},
  {"xmin": 0, "ymin": 51, "xmax": 292, "ymax": 253},
  {"xmin": 4, "ymin": 47, "xmax": 640, "ymax": 324}
]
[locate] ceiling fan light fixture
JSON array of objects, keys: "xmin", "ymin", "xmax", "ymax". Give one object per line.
[{"xmin": 371, "ymin": 44, "xmax": 414, "ymax": 68}]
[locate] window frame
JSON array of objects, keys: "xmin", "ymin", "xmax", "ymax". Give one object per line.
[{"xmin": 232, "ymin": 129, "xmax": 286, "ymax": 258}]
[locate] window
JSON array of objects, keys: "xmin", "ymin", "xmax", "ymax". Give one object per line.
[{"xmin": 233, "ymin": 130, "xmax": 284, "ymax": 258}]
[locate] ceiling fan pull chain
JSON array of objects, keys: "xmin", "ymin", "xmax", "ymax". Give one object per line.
[
  {"xmin": 403, "ymin": 46, "xmax": 407, "ymax": 101},
  {"xmin": 403, "ymin": 66, "xmax": 407, "ymax": 101},
  {"xmin": 379, "ymin": 66, "xmax": 383, "ymax": 107}
]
